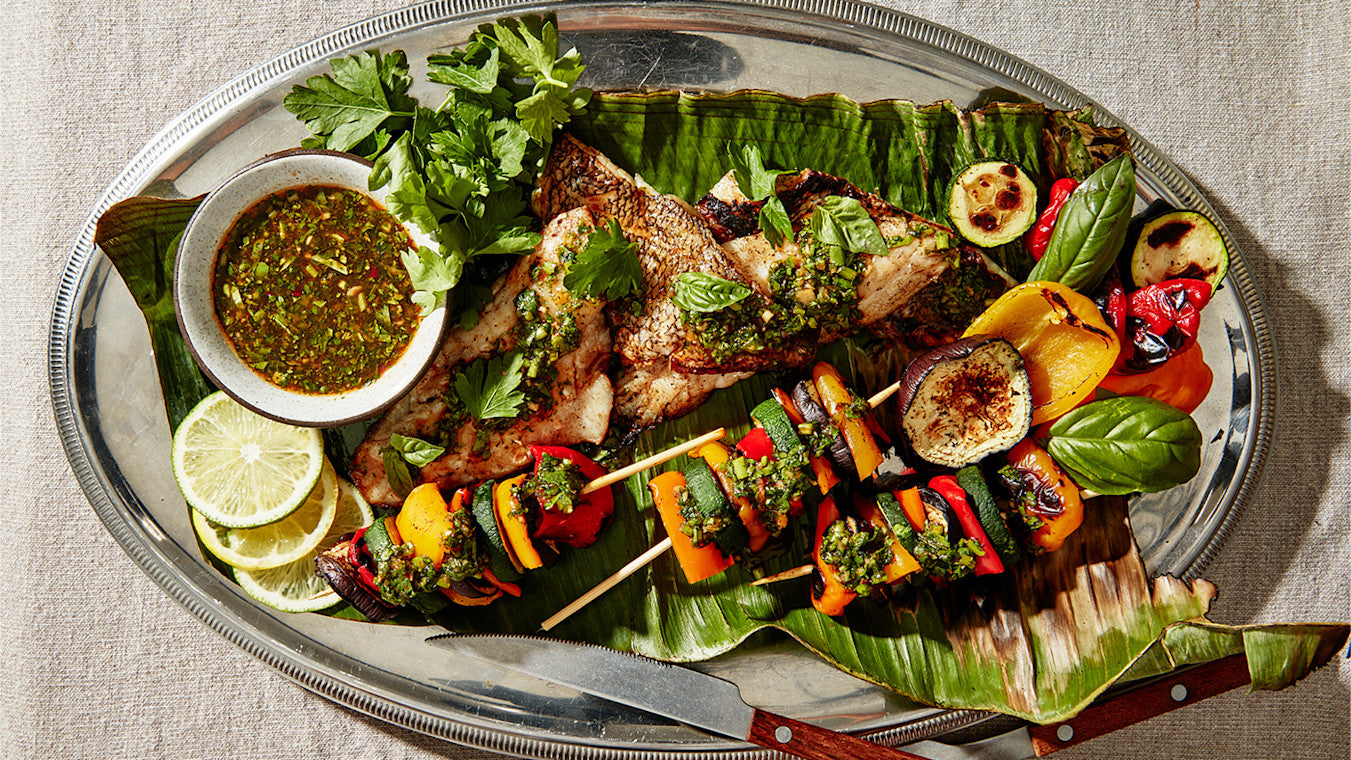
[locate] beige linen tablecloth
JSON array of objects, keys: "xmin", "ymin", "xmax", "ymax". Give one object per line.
[{"xmin": 6, "ymin": 0, "xmax": 1347, "ymax": 757}]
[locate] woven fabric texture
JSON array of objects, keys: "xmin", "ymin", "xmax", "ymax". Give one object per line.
[{"xmin": 5, "ymin": 0, "xmax": 1347, "ymax": 757}]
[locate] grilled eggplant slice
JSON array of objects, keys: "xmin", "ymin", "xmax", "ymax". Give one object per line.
[{"xmin": 898, "ymin": 336, "xmax": 1032, "ymax": 468}]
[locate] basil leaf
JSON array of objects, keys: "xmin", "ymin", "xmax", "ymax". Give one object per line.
[
  {"xmin": 382, "ymin": 448, "xmax": 415, "ymax": 499},
  {"xmin": 759, "ymin": 197, "xmax": 792, "ymax": 248},
  {"xmin": 1027, "ymin": 154, "xmax": 1135, "ymax": 292},
  {"xmin": 1043, "ymin": 395, "xmax": 1201, "ymax": 495},
  {"xmin": 389, "ymin": 433, "xmax": 446, "ymax": 467},
  {"xmin": 809, "ymin": 196, "xmax": 887, "ymax": 258},
  {"xmin": 672, "ymin": 272, "xmax": 753, "ymax": 313}
]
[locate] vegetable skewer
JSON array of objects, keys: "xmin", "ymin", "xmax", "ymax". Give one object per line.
[{"xmin": 540, "ymin": 371, "xmax": 903, "ymax": 630}]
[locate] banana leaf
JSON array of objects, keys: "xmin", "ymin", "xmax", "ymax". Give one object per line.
[{"xmin": 95, "ymin": 93, "xmax": 1345, "ymax": 724}]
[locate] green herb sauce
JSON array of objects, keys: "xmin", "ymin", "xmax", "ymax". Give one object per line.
[
  {"xmin": 819, "ymin": 519, "xmax": 895, "ymax": 595},
  {"xmin": 527, "ymin": 454, "xmax": 585, "ymax": 514},
  {"xmin": 212, "ymin": 185, "xmax": 420, "ymax": 394}
]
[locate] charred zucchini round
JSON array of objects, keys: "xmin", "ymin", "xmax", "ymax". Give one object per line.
[
  {"xmin": 897, "ymin": 336, "xmax": 1032, "ymax": 468},
  {"xmin": 1130, "ymin": 210, "xmax": 1229, "ymax": 289},
  {"xmin": 946, "ymin": 160, "xmax": 1038, "ymax": 247}
]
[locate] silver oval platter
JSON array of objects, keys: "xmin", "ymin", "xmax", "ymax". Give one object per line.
[{"xmin": 49, "ymin": 0, "xmax": 1273, "ymax": 756}]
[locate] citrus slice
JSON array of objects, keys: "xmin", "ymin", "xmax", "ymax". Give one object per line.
[
  {"xmin": 171, "ymin": 391, "xmax": 324, "ymax": 528},
  {"xmin": 191, "ymin": 459, "xmax": 339, "ymax": 571},
  {"xmin": 233, "ymin": 477, "xmax": 376, "ymax": 613}
]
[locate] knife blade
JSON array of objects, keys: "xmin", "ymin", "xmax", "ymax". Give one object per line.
[
  {"xmin": 429, "ymin": 632, "xmax": 933, "ymax": 760},
  {"xmin": 429, "ymin": 633, "xmax": 1253, "ymax": 760}
]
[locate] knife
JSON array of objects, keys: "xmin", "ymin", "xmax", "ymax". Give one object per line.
[{"xmin": 427, "ymin": 633, "xmax": 1251, "ymax": 760}]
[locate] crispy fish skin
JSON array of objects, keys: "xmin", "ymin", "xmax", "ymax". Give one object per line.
[
  {"xmin": 534, "ymin": 133, "xmax": 763, "ymax": 426},
  {"xmin": 697, "ymin": 168, "xmax": 1009, "ymax": 341},
  {"xmin": 350, "ymin": 207, "xmax": 612, "ymax": 508}
]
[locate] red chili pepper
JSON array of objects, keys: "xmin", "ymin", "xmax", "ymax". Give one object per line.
[
  {"xmin": 1118, "ymin": 278, "xmax": 1212, "ymax": 374},
  {"xmin": 1024, "ymin": 177, "xmax": 1080, "ymax": 260},
  {"xmin": 526, "ymin": 445, "xmax": 614, "ymax": 548},
  {"xmin": 928, "ymin": 475, "xmax": 1004, "ymax": 576}
]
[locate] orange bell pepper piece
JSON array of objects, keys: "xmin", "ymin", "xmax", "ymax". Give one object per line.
[
  {"xmin": 1005, "ymin": 438, "xmax": 1083, "ymax": 553},
  {"xmin": 493, "ymin": 474, "xmax": 543, "ymax": 571},
  {"xmin": 394, "ymin": 483, "xmax": 455, "ymax": 568},
  {"xmin": 963, "ymin": 281, "xmax": 1120, "ymax": 425},
  {"xmin": 811, "ymin": 363, "xmax": 884, "ymax": 480},
  {"xmin": 811, "ymin": 496, "xmax": 856, "ymax": 617},
  {"xmin": 854, "ymin": 496, "xmax": 921, "ymax": 583},
  {"xmin": 649, "ymin": 471, "xmax": 736, "ymax": 584},
  {"xmin": 1098, "ymin": 343, "xmax": 1213, "ymax": 414}
]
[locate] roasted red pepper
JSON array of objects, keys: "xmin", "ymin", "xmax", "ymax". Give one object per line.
[
  {"xmin": 735, "ymin": 426, "xmax": 805, "ymax": 516},
  {"xmin": 526, "ymin": 445, "xmax": 614, "ymax": 548},
  {"xmin": 1091, "ymin": 266, "xmax": 1129, "ymax": 349},
  {"xmin": 928, "ymin": 475, "xmax": 1003, "ymax": 576},
  {"xmin": 1024, "ymin": 177, "xmax": 1080, "ymax": 260},
  {"xmin": 1118, "ymin": 278, "xmax": 1212, "ymax": 373},
  {"xmin": 736, "ymin": 427, "xmax": 774, "ymax": 460}
]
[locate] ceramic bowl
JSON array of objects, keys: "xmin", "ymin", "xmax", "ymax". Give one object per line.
[{"xmin": 173, "ymin": 149, "xmax": 445, "ymax": 427}]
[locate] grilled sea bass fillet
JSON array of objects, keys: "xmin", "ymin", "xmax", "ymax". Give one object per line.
[
  {"xmin": 697, "ymin": 169, "xmax": 1013, "ymax": 347},
  {"xmin": 350, "ymin": 207, "xmax": 613, "ymax": 508},
  {"xmin": 533, "ymin": 133, "xmax": 760, "ymax": 427}
]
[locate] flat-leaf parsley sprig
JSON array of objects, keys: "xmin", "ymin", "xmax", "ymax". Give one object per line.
[{"xmin": 283, "ymin": 14, "xmax": 592, "ymax": 315}]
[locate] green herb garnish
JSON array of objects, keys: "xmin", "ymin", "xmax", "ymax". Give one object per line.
[
  {"xmin": 389, "ymin": 433, "xmax": 446, "ymax": 467},
  {"xmin": 809, "ymin": 196, "xmax": 888, "ymax": 258},
  {"xmin": 727, "ymin": 143, "xmax": 793, "ymax": 245},
  {"xmin": 671, "ymin": 272, "xmax": 753, "ymax": 313},
  {"xmin": 563, "ymin": 218, "xmax": 643, "ymax": 300},
  {"xmin": 454, "ymin": 352, "xmax": 527, "ymax": 421}
]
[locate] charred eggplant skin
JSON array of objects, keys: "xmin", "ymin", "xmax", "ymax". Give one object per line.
[
  {"xmin": 897, "ymin": 336, "xmax": 1032, "ymax": 468},
  {"xmin": 314, "ymin": 540, "xmax": 400, "ymax": 623}
]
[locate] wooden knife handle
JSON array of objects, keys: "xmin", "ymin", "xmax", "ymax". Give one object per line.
[
  {"xmin": 1027, "ymin": 653, "xmax": 1252, "ymax": 755},
  {"xmin": 747, "ymin": 708, "xmax": 931, "ymax": 760}
]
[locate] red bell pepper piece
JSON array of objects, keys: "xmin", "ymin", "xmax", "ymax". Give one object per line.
[
  {"xmin": 1092, "ymin": 266, "xmax": 1129, "ymax": 349},
  {"xmin": 1117, "ymin": 278, "xmax": 1212, "ymax": 374},
  {"xmin": 526, "ymin": 445, "xmax": 614, "ymax": 548},
  {"xmin": 1024, "ymin": 177, "xmax": 1079, "ymax": 260},
  {"xmin": 736, "ymin": 427, "xmax": 774, "ymax": 461},
  {"xmin": 928, "ymin": 474, "xmax": 1004, "ymax": 576}
]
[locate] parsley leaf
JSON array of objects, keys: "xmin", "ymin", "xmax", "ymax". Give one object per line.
[
  {"xmin": 563, "ymin": 219, "xmax": 643, "ymax": 301},
  {"xmin": 389, "ymin": 433, "xmax": 446, "ymax": 466},
  {"xmin": 454, "ymin": 352, "xmax": 527, "ymax": 421},
  {"xmin": 284, "ymin": 50, "xmax": 417, "ymax": 154},
  {"xmin": 810, "ymin": 196, "xmax": 888, "ymax": 258},
  {"xmin": 671, "ymin": 272, "xmax": 752, "ymax": 313},
  {"xmin": 727, "ymin": 144, "xmax": 794, "ymax": 244},
  {"xmin": 401, "ymin": 245, "xmax": 462, "ymax": 314}
]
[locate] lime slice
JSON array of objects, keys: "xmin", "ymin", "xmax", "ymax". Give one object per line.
[
  {"xmin": 233, "ymin": 477, "xmax": 376, "ymax": 613},
  {"xmin": 191, "ymin": 460, "xmax": 340, "ymax": 571},
  {"xmin": 172, "ymin": 391, "xmax": 324, "ymax": 528}
]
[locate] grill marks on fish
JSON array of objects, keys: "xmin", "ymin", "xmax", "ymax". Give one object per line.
[{"xmin": 350, "ymin": 207, "xmax": 612, "ymax": 507}]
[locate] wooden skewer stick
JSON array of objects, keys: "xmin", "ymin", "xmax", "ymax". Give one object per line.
[
  {"xmin": 541, "ymin": 537, "xmax": 674, "ymax": 631},
  {"xmin": 749, "ymin": 564, "xmax": 815, "ymax": 587},
  {"xmin": 579, "ymin": 428, "xmax": 727, "ymax": 496},
  {"xmin": 867, "ymin": 379, "xmax": 902, "ymax": 408},
  {"xmin": 543, "ymin": 382, "xmax": 904, "ymax": 630}
]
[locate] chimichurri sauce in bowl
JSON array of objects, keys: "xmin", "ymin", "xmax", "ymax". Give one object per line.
[{"xmin": 212, "ymin": 185, "xmax": 420, "ymax": 394}]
